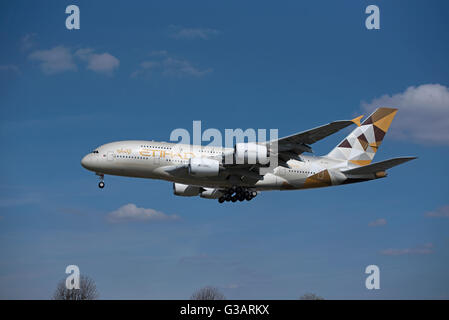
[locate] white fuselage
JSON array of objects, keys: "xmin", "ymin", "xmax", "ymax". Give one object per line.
[{"xmin": 81, "ymin": 140, "xmax": 361, "ymax": 191}]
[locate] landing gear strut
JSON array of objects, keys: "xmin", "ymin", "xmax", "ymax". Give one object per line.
[
  {"xmin": 218, "ymin": 187, "xmax": 257, "ymax": 203},
  {"xmin": 97, "ymin": 173, "xmax": 105, "ymax": 189}
]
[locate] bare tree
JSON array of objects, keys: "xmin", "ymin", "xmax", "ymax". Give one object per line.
[
  {"xmin": 53, "ymin": 275, "xmax": 99, "ymax": 300},
  {"xmin": 299, "ymin": 293, "xmax": 324, "ymax": 300},
  {"xmin": 190, "ymin": 286, "xmax": 226, "ymax": 300}
]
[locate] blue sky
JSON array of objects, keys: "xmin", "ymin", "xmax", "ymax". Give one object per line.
[{"xmin": 0, "ymin": 0, "xmax": 448, "ymax": 299}]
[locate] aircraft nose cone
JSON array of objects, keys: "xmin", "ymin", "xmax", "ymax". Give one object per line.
[
  {"xmin": 81, "ymin": 154, "xmax": 95, "ymax": 170},
  {"xmin": 81, "ymin": 155, "xmax": 89, "ymax": 169}
]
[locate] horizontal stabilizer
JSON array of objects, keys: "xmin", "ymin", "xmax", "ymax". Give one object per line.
[{"xmin": 342, "ymin": 157, "xmax": 417, "ymax": 175}]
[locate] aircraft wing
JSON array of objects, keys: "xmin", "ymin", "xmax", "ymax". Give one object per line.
[
  {"xmin": 166, "ymin": 115, "xmax": 364, "ymax": 177},
  {"xmin": 267, "ymin": 116, "xmax": 363, "ymax": 163},
  {"xmin": 342, "ymin": 157, "xmax": 417, "ymax": 175}
]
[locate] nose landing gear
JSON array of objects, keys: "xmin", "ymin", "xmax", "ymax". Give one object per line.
[{"xmin": 97, "ymin": 173, "xmax": 105, "ymax": 189}]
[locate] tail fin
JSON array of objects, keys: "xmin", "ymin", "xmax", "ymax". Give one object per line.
[{"xmin": 326, "ymin": 107, "xmax": 398, "ymax": 166}]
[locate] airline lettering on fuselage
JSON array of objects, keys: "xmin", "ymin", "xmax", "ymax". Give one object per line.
[
  {"xmin": 138, "ymin": 148, "xmax": 195, "ymax": 160},
  {"xmin": 117, "ymin": 148, "xmax": 132, "ymax": 155}
]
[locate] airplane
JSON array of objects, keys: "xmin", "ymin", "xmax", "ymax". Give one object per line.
[{"xmin": 81, "ymin": 107, "xmax": 416, "ymax": 203}]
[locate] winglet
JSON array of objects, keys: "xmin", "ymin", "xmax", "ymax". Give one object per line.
[{"xmin": 351, "ymin": 115, "xmax": 364, "ymax": 127}]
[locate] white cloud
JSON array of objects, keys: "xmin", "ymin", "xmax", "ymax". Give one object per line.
[
  {"xmin": 20, "ymin": 33, "xmax": 37, "ymax": 51},
  {"xmin": 169, "ymin": 25, "xmax": 220, "ymax": 40},
  {"xmin": 162, "ymin": 57, "xmax": 212, "ymax": 77},
  {"xmin": 107, "ymin": 203, "xmax": 179, "ymax": 223},
  {"xmin": 28, "ymin": 46, "xmax": 77, "ymax": 74},
  {"xmin": 75, "ymin": 48, "xmax": 120, "ymax": 75},
  {"xmin": 140, "ymin": 61, "xmax": 160, "ymax": 70},
  {"xmin": 74, "ymin": 48, "xmax": 94, "ymax": 59},
  {"xmin": 380, "ymin": 243, "xmax": 433, "ymax": 256},
  {"xmin": 130, "ymin": 61, "xmax": 158, "ymax": 78},
  {"xmin": 425, "ymin": 205, "xmax": 449, "ymax": 218},
  {"xmin": 149, "ymin": 50, "xmax": 168, "ymax": 57},
  {"xmin": 362, "ymin": 84, "xmax": 449, "ymax": 145},
  {"xmin": 28, "ymin": 46, "xmax": 119, "ymax": 75},
  {"xmin": 86, "ymin": 53, "xmax": 119, "ymax": 74},
  {"xmin": 368, "ymin": 218, "xmax": 387, "ymax": 227},
  {"xmin": 0, "ymin": 65, "xmax": 20, "ymax": 75},
  {"xmin": 132, "ymin": 52, "xmax": 212, "ymax": 78}
]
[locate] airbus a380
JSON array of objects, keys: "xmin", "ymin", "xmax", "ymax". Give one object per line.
[{"xmin": 81, "ymin": 108, "xmax": 416, "ymax": 203}]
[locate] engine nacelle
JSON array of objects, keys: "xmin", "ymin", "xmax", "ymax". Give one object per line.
[
  {"xmin": 234, "ymin": 143, "xmax": 269, "ymax": 165},
  {"xmin": 200, "ymin": 188, "xmax": 224, "ymax": 199},
  {"xmin": 189, "ymin": 157, "xmax": 220, "ymax": 176},
  {"xmin": 173, "ymin": 183, "xmax": 201, "ymax": 197}
]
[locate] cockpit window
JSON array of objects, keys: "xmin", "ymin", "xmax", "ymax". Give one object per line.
[{"xmin": 92, "ymin": 150, "xmax": 99, "ymax": 154}]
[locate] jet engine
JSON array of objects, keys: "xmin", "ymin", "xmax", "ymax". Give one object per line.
[
  {"xmin": 200, "ymin": 188, "xmax": 224, "ymax": 199},
  {"xmin": 189, "ymin": 157, "xmax": 220, "ymax": 176},
  {"xmin": 173, "ymin": 183, "xmax": 201, "ymax": 197},
  {"xmin": 234, "ymin": 143, "xmax": 269, "ymax": 165}
]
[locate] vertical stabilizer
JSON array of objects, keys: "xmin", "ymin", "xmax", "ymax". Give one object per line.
[{"xmin": 326, "ymin": 107, "xmax": 398, "ymax": 166}]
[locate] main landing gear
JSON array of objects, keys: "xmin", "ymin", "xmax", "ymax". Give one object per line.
[
  {"xmin": 218, "ymin": 186, "xmax": 257, "ymax": 203},
  {"xmin": 97, "ymin": 173, "xmax": 105, "ymax": 189}
]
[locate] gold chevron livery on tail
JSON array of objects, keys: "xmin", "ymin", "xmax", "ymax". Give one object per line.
[{"xmin": 327, "ymin": 107, "xmax": 398, "ymax": 166}]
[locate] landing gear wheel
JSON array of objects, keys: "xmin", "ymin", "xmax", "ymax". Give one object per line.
[
  {"xmin": 98, "ymin": 181, "xmax": 105, "ymax": 189},
  {"xmin": 218, "ymin": 197, "xmax": 225, "ymax": 203}
]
